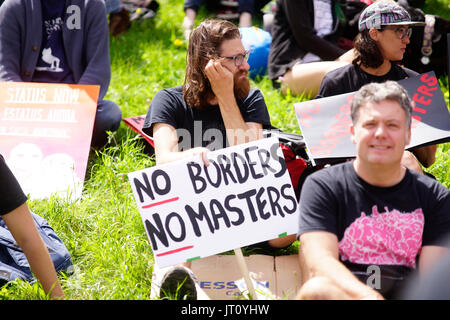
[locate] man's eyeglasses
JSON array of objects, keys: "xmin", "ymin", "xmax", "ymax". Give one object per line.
[
  {"xmin": 380, "ymin": 26, "xmax": 412, "ymax": 40},
  {"xmin": 219, "ymin": 50, "xmax": 250, "ymax": 67}
]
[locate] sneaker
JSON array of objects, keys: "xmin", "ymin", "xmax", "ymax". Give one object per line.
[
  {"xmin": 159, "ymin": 266, "xmax": 197, "ymax": 300},
  {"xmin": 216, "ymin": 8, "xmax": 239, "ymax": 20},
  {"xmin": 220, "ymin": 0, "xmax": 238, "ymax": 7}
]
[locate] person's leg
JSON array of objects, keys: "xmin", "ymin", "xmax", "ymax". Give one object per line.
[
  {"xmin": 238, "ymin": 0, "xmax": 253, "ymax": 26},
  {"xmin": 267, "ymin": 234, "xmax": 296, "ymax": 248},
  {"xmin": 182, "ymin": 0, "xmax": 201, "ymax": 41},
  {"xmin": 281, "ymin": 61, "xmax": 350, "ymax": 98},
  {"xmin": 91, "ymin": 100, "xmax": 122, "ymax": 148}
]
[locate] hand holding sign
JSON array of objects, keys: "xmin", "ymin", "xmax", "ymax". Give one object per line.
[{"xmin": 128, "ymin": 137, "xmax": 298, "ymax": 268}]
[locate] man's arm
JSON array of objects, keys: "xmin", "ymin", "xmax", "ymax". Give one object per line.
[
  {"xmin": 2, "ymin": 203, "xmax": 64, "ymax": 299},
  {"xmin": 203, "ymin": 60, "xmax": 263, "ymax": 146},
  {"xmin": 418, "ymin": 245, "xmax": 450, "ymax": 276},
  {"xmin": 77, "ymin": 0, "xmax": 111, "ymax": 100},
  {"xmin": 299, "ymin": 231, "xmax": 384, "ymax": 300},
  {"xmin": 153, "ymin": 122, "xmax": 210, "ymax": 165}
]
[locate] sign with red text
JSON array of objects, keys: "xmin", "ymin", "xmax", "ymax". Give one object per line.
[
  {"xmin": 123, "ymin": 115, "xmax": 154, "ymax": 147},
  {"xmin": 0, "ymin": 82, "xmax": 99, "ymax": 200},
  {"xmin": 294, "ymin": 72, "xmax": 450, "ymax": 160},
  {"xmin": 128, "ymin": 137, "xmax": 298, "ymax": 268}
]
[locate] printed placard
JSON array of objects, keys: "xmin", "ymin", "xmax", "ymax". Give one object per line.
[
  {"xmin": 294, "ymin": 72, "xmax": 450, "ymax": 160},
  {"xmin": 128, "ymin": 137, "xmax": 298, "ymax": 268},
  {"xmin": 0, "ymin": 82, "xmax": 99, "ymax": 200},
  {"xmin": 123, "ymin": 115, "xmax": 154, "ymax": 147}
]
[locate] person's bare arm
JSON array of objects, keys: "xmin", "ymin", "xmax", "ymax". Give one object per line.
[
  {"xmin": 299, "ymin": 231, "xmax": 384, "ymax": 300},
  {"xmin": 418, "ymin": 245, "xmax": 450, "ymax": 276},
  {"xmin": 153, "ymin": 122, "xmax": 210, "ymax": 165},
  {"xmin": 2, "ymin": 203, "xmax": 64, "ymax": 299}
]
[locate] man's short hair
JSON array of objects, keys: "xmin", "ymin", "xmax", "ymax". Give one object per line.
[
  {"xmin": 351, "ymin": 81, "xmax": 413, "ymax": 129},
  {"xmin": 183, "ymin": 19, "xmax": 240, "ymax": 110}
]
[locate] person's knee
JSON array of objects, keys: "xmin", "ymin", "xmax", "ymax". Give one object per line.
[
  {"xmin": 267, "ymin": 234, "xmax": 296, "ymax": 248},
  {"xmin": 95, "ymin": 100, "xmax": 122, "ymax": 132},
  {"xmin": 91, "ymin": 100, "xmax": 122, "ymax": 148},
  {"xmin": 401, "ymin": 150, "xmax": 423, "ymax": 174}
]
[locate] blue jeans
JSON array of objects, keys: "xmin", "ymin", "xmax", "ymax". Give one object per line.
[{"xmin": 92, "ymin": 99, "xmax": 122, "ymax": 148}]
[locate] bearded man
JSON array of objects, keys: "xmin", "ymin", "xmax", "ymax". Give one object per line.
[
  {"xmin": 143, "ymin": 19, "xmax": 294, "ymax": 300},
  {"xmin": 143, "ymin": 19, "xmax": 271, "ymax": 163}
]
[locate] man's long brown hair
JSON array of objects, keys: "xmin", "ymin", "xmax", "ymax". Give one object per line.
[{"xmin": 183, "ymin": 19, "xmax": 241, "ymax": 110}]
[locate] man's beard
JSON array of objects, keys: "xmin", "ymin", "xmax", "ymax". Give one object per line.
[{"xmin": 233, "ymin": 70, "xmax": 250, "ymax": 100}]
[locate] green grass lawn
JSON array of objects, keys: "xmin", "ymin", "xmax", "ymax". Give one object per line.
[{"xmin": 1, "ymin": 0, "xmax": 449, "ymax": 300}]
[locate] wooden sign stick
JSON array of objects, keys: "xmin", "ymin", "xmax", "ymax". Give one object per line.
[{"xmin": 234, "ymin": 248, "xmax": 258, "ymax": 300}]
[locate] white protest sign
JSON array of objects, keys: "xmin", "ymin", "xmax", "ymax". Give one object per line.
[{"xmin": 128, "ymin": 137, "xmax": 298, "ymax": 268}]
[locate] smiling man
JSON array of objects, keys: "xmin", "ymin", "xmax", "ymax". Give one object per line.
[{"xmin": 296, "ymin": 81, "xmax": 450, "ymax": 300}]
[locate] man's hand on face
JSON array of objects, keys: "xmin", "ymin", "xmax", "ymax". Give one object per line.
[{"xmin": 204, "ymin": 59, "xmax": 234, "ymax": 100}]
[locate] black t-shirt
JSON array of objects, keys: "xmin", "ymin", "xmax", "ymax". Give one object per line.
[
  {"xmin": 0, "ymin": 155, "xmax": 27, "ymax": 216},
  {"xmin": 298, "ymin": 161, "xmax": 450, "ymax": 298},
  {"xmin": 143, "ymin": 86, "xmax": 271, "ymax": 151},
  {"xmin": 316, "ymin": 63, "xmax": 419, "ymax": 98},
  {"xmin": 32, "ymin": 0, "xmax": 74, "ymax": 83}
]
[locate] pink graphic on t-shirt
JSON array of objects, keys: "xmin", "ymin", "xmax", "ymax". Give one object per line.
[{"xmin": 338, "ymin": 206, "xmax": 424, "ymax": 268}]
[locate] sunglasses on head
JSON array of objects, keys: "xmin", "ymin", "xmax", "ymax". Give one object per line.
[{"xmin": 379, "ymin": 26, "xmax": 412, "ymax": 39}]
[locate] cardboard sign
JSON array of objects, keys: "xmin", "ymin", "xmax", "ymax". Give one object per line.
[
  {"xmin": 0, "ymin": 82, "xmax": 99, "ymax": 200},
  {"xmin": 294, "ymin": 72, "xmax": 450, "ymax": 160},
  {"xmin": 128, "ymin": 137, "xmax": 298, "ymax": 268},
  {"xmin": 151, "ymin": 254, "xmax": 302, "ymax": 300}
]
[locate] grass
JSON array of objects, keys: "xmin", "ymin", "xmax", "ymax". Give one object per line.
[{"xmin": 1, "ymin": 0, "xmax": 449, "ymax": 300}]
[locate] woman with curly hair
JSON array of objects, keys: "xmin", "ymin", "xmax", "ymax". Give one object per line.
[{"xmin": 317, "ymin": 0, "xmax": 437, "ymax": 170}]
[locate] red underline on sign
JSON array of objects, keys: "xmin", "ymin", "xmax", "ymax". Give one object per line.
[
  {"xmin": 142, "ymin": 197, "xmax": 179, "ymax": 209},
  {"xmin": 156, "ymin": 245, "xmax": 194, "ymax": 257}
]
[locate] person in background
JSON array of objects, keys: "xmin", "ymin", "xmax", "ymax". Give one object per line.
[
  {"xmin": 317, "ymin": 0, "xmax": 436, "ymax": 171},
  {"xmin": 0, "ymin": 0, "xmax": 122, "ymax": 148},
  {"xmin": 268, "ymin": 0, "xmax": 355, "ymax": 97},
  {"xmin": 182, "ymin": 0, "xmax": 270, "ymax": 41}
]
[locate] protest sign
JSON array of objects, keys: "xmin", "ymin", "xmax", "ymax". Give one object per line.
[
  {"xmin": 0, "ymin": 82, "xmax": 99, "ymax": 200},
  {"xmin": 122, "ymin": 115, "xmax": 154, "ymax": 147},
  {"xmin": 128, "ymin": 137, "xmax": 298, "ymax": 268},
  {"xmin": 294, "ymin": 72, "xmax": 450, "ymax": 160}
]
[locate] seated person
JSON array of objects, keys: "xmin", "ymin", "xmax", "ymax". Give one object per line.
[
  {"xmin": 317, "ymin": 0, "xmax": 436, "ymax": 169},
  {"xmin": 0, "ymin": 154, "xmax": 65, "ymax": 299},
  {"xmin": 0, "ymin": 0, "xmax": 122, "ymax": 148},
  {"xmin": 297, "ymin": 81, "xmax": 450, "ymax": 300},
  {"xmin": 143, "ymin": 19, "xmax": 295, "ymax": 299},
  {"xmin": 182, "ymin": 0, "xmax": 270, "ymax": 40},
  {"xmin": 268, "ymin": 0, "xmax": 355, "ymax": 98}
]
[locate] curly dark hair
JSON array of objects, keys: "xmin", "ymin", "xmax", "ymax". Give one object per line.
[
  {"xmin": 352, "ymin": 30, "xmax": 384, "ymax": 69},
  {"xmin": 183, "ymin": 19, "xmax": 241, "ymax": 110}
]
